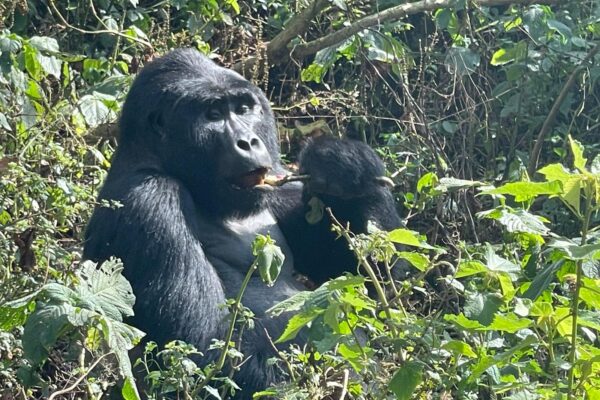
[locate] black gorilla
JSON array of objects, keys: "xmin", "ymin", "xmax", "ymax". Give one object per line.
[{"xmin": 83, "ymin": 49, "xmax": 401, "ymax": 397}]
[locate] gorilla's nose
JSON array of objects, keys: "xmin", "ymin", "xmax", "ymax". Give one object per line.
[{"xmin": 234, "ymin": 133, "xmax": 272, "ymax": 169}]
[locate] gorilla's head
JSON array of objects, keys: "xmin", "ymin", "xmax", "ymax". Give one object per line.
[{"xmin": 118, "ymin": 49, "xmax": 283, "ymax": 217}]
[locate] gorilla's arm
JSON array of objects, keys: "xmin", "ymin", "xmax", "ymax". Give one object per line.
[
  {"xmin": 84, "ymin": 171, "xmax": 228, "ymax": 348},
  {"xmin": 271, "ymin": 137, "xmax": 402, "ymax": 284}
]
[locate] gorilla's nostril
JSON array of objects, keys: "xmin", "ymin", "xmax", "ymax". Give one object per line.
[
  {"xmin": 250, "ymin": 138, "xmax": 260, "ymax": 147},
  {"xmin": 237, "ymin": 140, "xmax": 251, "ymax": 151}
]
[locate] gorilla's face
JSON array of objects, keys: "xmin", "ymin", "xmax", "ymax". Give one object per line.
[{"xmin": 120, "ymin": 51, "xmax": 282, "ymax": 217}]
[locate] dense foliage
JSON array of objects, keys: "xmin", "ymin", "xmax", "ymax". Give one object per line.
[{"xmin": 1, "ymin": 0, "xmax": 600, "ymax": 398}]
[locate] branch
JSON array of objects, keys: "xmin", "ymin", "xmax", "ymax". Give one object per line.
[
  {"xmin": 233, "ymin": 0, "xmax": 329, "ymax": 74},
  {"xmin": 293, "ymin": 0, "xmax": 557, "ymax": 58},
  {"xmin": 527, "ymin": 42, "xmax": 600, "ymax": 176}
]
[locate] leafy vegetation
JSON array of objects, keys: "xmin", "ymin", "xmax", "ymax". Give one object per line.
[{"xmin": 2, "ymin": 0, "xmax": 600, "ymax": 398}]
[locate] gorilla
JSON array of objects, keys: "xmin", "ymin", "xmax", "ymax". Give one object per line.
[{"xmin": 83, "ymin": 48, "xmax": 401, "ymax": 398}]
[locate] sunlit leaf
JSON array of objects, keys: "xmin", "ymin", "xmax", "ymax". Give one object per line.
[{"xmin": 569, "ymin": 135, "xmax": 588, "ymax": 173}]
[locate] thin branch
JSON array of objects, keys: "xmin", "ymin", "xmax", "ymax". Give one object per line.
[
  {"xmin": 47, "ymin": 353, "xmax": 111, "ymax": 400},
  {"xmin": 292, "ymin": 0, "xmax": 558, "ymax": 59},
  {"xmin": 233, "ymin": 0, "xmax": 329, "ymax": 73},
  {"xmin": 528, "ymin": 43, "xmax": 600, "ymax": 176},
  {"xmin": 48, "ymin": 0, "xmax": 153, "ymax": 49}
]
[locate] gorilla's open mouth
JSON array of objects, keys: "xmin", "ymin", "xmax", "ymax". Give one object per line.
[{"xmin": 230, "ymin": 167, "xmax": 270, "ymax": 190}]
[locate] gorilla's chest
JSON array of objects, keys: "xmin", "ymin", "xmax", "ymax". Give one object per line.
[{"xmin": 195, "ymin": 209, "xmax": 301, "ymax": 311}]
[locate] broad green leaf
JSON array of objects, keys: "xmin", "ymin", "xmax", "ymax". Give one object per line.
[
  {"xmin": 389, "ymin": 361, "xmax": 423, "ymax": 400},
  {"xmin": 485, "ymin": 244, "xmax": 521, "ymax": 277},
  {"xmin": 78, "ymin": 94, "xmax": 113, "ymax": 127},
  {"xmin": 445, "ymin": 46, "xmax": 480, "ymax": 76},
  {"xmin": 455, "ymin": 260, "xmax": 487, "ymax": 278},
  {"xmin": 76, "ymin": 259, "xmax": 135, "ymax": 321},
  {"xmin": 538, "ymin": 163, "xmax": 572, "ymax": 183},
  {"xmin": 483, "ymin": 181, "xmax": 562, "ymax": 202},
  {"xmin": 397, "ymin": 251, "xmax": 429, "ymax": 272},
  {"xmin": 464, "ymin": 292, "xmax": 503, "ymax": 325},
  {"xmin": 253, "ymin": 235, "xmax": 284, "ymax": 287},
  {"xmin": 444, "ymin": 313, "xmax": 485, "ymax": 330},
  {"xmin": 487, "ymin": 208, "xmax": 550, "ymax": 235},
  {"xmin": 548, "ymin": 239, "xmax": 600, "ymax": 260},
  {"xmin": 569, "ymin": 135, "xmax": 588, "ymax": 173},
  {"xmin": 276, "ymin": 310, "xmax": 322, "ymax": 343},
  {"xmin": 560, "ymin": 176, "xmax": 583, "ymax": 215},
  {"xmin": 416, "ymin": 172, "xmax": 438, "ymax": 193},
  {"xmin": 22, "ymin": 302, "xmax": 74, "ymax": 364},
  {"xmin": 523, "ymin": 261, "xmax": 563, "ymax": 300},
  {"xmin": 442, "ymin": 340, "xmax": 477, "ymax": 358},
  {"xmin": 388, "ymin": 229, "xmax": 434, "ymax": 249},
  {"xmin": 497, "ymin": 273, "xmax": 516, "ymax": 300},
  {"xmin": 488, "ymin": 313, "xmax": 532, "ymax": 333},
  {"xmin": 579, "ymin": 277, "xmax": 600, "ymax": 309},
  {"xmin": 547, "ymin": 19, "xmax": 572, "ymax": 42},
  {"xmin": 29, "ymin": 36, "xmax": 59, "ymax": 52},
  {"xmin": 490, "ymin": 41, "xmax": 527, "ymax": 66},
  {"xmin": 591, "ymin": 154, "xmax": 600, "ymax": 174},
  {"xmin": 122, "ymin": 377, "xmax": 141, "ymax": 400},
  {"xmin": 468, "ymin": 336, "xmax": 538, "ymax": 382}
]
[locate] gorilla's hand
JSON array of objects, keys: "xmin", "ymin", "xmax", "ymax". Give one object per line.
[{"xmin": 299, "ymin": 136, "xmax": 389, "ymax": 199}]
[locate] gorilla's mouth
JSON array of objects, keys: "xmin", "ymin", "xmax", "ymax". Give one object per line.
[{"xmin": 230, "ymin": 167, "xmax": 270, "ymax": 190}]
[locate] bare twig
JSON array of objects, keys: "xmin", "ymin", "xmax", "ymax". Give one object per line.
[
  {"xmin": 47, "ymin": 353, "xmax": 111, "ymax": 400},
  {"xmin": 292, "ymin": 0, "xmax": 558, "ymax": 59},
  {"xmin": 528, "ymin": 43, "xmax": 600, "ymax": 176},
  {"xmin": 48, "ymin": 0, "xmax": 153, "ymax": 49}
]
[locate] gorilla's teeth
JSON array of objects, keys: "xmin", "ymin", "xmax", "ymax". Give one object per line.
[{"xmin": 255, "ymin": 184, "xmax": 274, "ymax": 191}]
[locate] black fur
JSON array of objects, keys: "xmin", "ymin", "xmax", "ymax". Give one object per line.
[{"xmin": 83, "ymin": 49, "xmax": 401, "ymax": 398}]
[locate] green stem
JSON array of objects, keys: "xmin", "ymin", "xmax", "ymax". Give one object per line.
[
  {"xmin": 326, "ymin": 209, "xmax": 399, "ymax": 332},
  {"xmin": 194, "ymin": 258, "xmax": 258, "ymax": 395},
  {"xmin": 566, "ymin": 185, "xmax": 593, "ymax": 399}
]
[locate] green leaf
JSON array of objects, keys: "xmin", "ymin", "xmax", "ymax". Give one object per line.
[
  {"xmin": 483, "ymin": 180, "xmax": 562, "ymax": 202},
  {"xmin": 389, "ymin": 361, "xmax": 423, "ymax": 400},
  {"xmin": 538, "ymin": 163, "xmax": 572, "ymax": 182},
  {"xmin": 397, "ymin": 252, "xmax": 429, "ymax": 272},
  {"xmin": 456, "ymin": 260, "xmax": 487, "ymax": 278},
  {"xmin": 29, "ymin": 36, "xmax": 59, "ymax": 52},
  {"xmin": 580, "ymin": 277, "xmax": 600, "ymax": 309},
  {"xmin": 388, "ymin": 229, "xmax": 434, "ymax": 249},
  {"xmin": 22, "ymin": 303, "xmax": 74, "ymax": 364},
  {"xmin": 523, "ymin": 260, "xmax": 563, "ymax": 300},
  {"xmin": 548, "ymin": 239, "xmax": 600, "ymax": 260},
  {"xmin": 488, "ymin": 313, "xmax": 532, "ymax": 333},
  {"xmin": 496, "ymin": 209, "xmax": 550, "ymax": 235},
  {"xmin": 547, "ymin": 19, "xmax": 572, "ymax": 42},
  {"xmin": 485, "ymin": 244, "xmax": 520, "ymax": 277},
  {"xmin": 252, "ymin": 234, "xmax": 285, "ymax": 287},
  {"xmin": 122, "ymin": 377, "xmax": 141, "ymax": 400},
  {"xmin": 444, "ymin": 313, "xmax": 485, "ymax": 330},
  {"xmin": 416, "ymin": 172, "xmax": 438, "ymax": 192},
  {"xmin": 276, "ymin": 310, "xmax": 322, "ymax": 343},
  {"xmin": 75, "ymin": 259, "xmax": 136, "ymax": 321},
  {"xmin": 78, "ymin": 93, "xmax": 113, "ymax": 127},
  {"xmin": 464, "ymin": 292, "xmax": 503, "ymax": 325},
  {"xmin": 445, "ymin": 46, "xmax": 480, "ymax": 76},
  {"xmin": 490, "ymin": 41, "xmax": 527, "ymax": 66},
  {"xmin": 569, "ymin": 135, "xmax": 587, "ymax": 172},
  {"xmin": 442, "ymin": 340, "xmax": 477, "ymax": 358}
]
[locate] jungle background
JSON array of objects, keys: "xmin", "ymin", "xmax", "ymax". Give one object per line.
[{"xmin": 2, "ymin": 0, "xmax": 600, "ymax": 399}]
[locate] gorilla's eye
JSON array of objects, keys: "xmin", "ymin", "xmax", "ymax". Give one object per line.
[
  {"xmin": 205, "ymin": 106, "xmax": 223, "ymax": 121},
  {"xmin": 236, "ymin": 103, "xmax": 252, "ymax": 114}
]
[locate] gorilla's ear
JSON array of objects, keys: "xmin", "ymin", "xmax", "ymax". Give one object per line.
[{"xmin": 148, "ymin": 111, "xmax": 166, "ymax": 139}]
